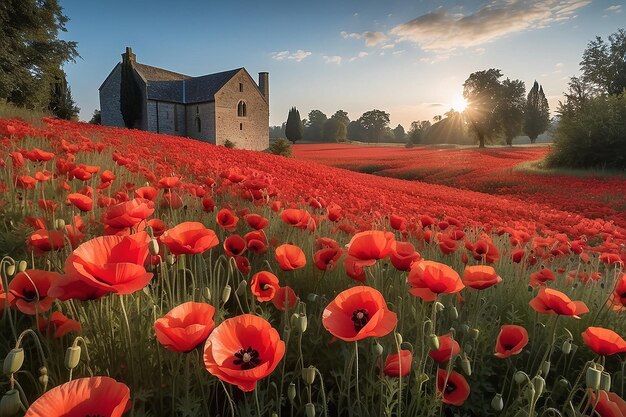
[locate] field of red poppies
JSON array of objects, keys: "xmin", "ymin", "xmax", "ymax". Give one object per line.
[{"xmin": 0, "ymin": 117, "xmax": 625, "ymax": 417}]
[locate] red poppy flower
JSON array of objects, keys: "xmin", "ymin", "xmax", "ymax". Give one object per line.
[
  {"xmin": 0, "ymin": 279, "xmax": 13, "ymax": 313},
  {"xmin": 529, "ymin": 268, "xmax": 556, "ymax": 288},
  {"xmin": 217, "ymin": 208, "xmax": 239, "ymax": 231},
  {"xmin": 49, "ymin": 232, "xmax": 152, "ymax": 300},
  {"xmin": 592, "ymin": 391, "xmax": 626, "ymax": 417},
  {"xmin": 67, "ymin": 193, "xmax": 93, "ymax": 212},
  {"xmin": 314, "ymin": 247, "xmax": 343, "ymax": 271},
  {"xmin": 100, "ymin": 170, "xmax": 116, "ymax": 182},
  {"xmin": 234, "ymin": 255, "xmax": 251, "ymax": 274},
  {"xmin": 438, "ymin": 236, "xmax": 457, "ymax": 255},
  {"xmin": 275, "ymin": 244, "xmax": 306, "ymax": 271},
  {"xmin": 24, "ymin": 376, "xmax": 130, "ymax": 417},
  {"xmin": 202, "ymin": 196, "xmax": 215, "ymax": 212},
  {"xmin": 582, "ymin": 327, "xmax": 626, "ymax": 356},
  {"xmin": 529, "ymin": 287, "xmax": 589, "ymax": 319},
  {"xmin": 224, "ymin": 234, "xmax": 247, "ymax": 257},
  {"xmin": 390, "ymin": 241, "xmax": 421, "ymax": 271},
  {"xmin": 9, "ymin": 269, "xmax": 58, "ymax": 315},
  {"xmin": 134, "ymin": 186, "xmax": 159, "ymax": 201},
  {"xmin": 609, "ymin": 273, "xmax": 626, "ymax": 311},
  {"xmin": 244, "ymin": 213, "xmax": 269, "ymax": 230},
  {"xmin": 250, "ymin": 271, "xmax": 280, "ymax": 302},
  {"xmin": 429, "ymin": 334, "xmax": 461, "ymax": 363},
  {"xmin": 437, "ymin": 369, "xmax": 470, "ymax": 406},
  {"xmin": 383, "ymin": 349, "xmax": 412, "ymax": 377},
  {"xmin": 512, "ymin": 248, "xmax": 525, "ymax": 263},
  {"xmin": 23, "ymin": 148, "xmax": 55, "ymax": 162},
  {"xmin": 494, "ymin": 325, "xmax": 529, "ymax": 359},
  {"xmin": 280, "ymin": 208, "xmax": 312, "ymax": 230},
  {"xmin": 272, "ymin": 286, "xmax": 298, "ymax": 310},
  {"xmin": 104, "ymin": 198, "xmax": 155, "ymax": 229},
  {"xmin": 154, "ymin": 302, "xmax": 216, "ymax": 352},
  {"xmin": 463, "ymin": 265, "xmax": 502, "ymax": 290},
  {"xmin": 600, "ymin": 253, "xmax": 623, "ymax": 265},
  {"xmin": 27, "ymin": 229, "xmax": 65, "ymax": 253},
  {"xmin": 161, "ymin": 222, "xmax": 219, "ymax": 255},
  {"xmin": 203, "ymin": 314, "xmax": 285, "ymax": 392},
  {"xmin": 34, "ymin": 170, "xmax": 53, "ymax": 182},
  {"xmin": 389, "ymin": 214, "xmax": 407, "ymax": 231},
  {"xmin": 343, "ymin": 255, "xmax": 367, "ymax": 282},
  {"xmin": 347, "ymin": 230, "xmax": 395, "ymax": 263},
  {"xmin": 160, "ymin": 191, "xmax": 183, "ymax": 209},
  {"xmin": 322, "ymin": 286, "xmax": 397, "ymax": 342},
  {"xmin": 158, "ymin": 176, "xmax": 180, "ymax": 189},
  {"xmin": 38, "ymin": 311, "xmax": 81, "ymax": 338},
  {"xmin": 407, "ymin": 261, "xmax": 464, "ymax": 302},
  {"xmin": 16, "ymin": 175, "xmax": 36, "ymax": 189}
]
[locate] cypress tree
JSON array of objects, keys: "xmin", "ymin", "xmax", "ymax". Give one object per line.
[
  {"xmin": 48, "ymin": 70, "xmax": 79, "ymax": 120},
  {"xmin": 523, "ymin": 81, "xmax": 550, "ymax": 144},
  {"xmin": 285, "ymin": 107, "xmax": 303, "ymax": 144},
  {"xmin": 120, "ymin": 54, "xmax": 142, "ymax": 128}
]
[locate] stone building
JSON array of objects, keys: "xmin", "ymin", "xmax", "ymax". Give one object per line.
[{"xmin": 99, "ymin": 47, "xmax": 269, "ymax": 151}]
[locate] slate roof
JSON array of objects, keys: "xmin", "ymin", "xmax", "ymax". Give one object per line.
[{"xmin": 133, "ymin": 62, "xmax": 242, "ymax": 104}]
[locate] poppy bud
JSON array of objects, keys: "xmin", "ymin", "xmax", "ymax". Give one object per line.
[
  {"xmin": 307, "ymin": 293, "xmax": 318, "ymax": 303},
  {"xmin": 17, "ymin": 261, "xmax": 27, "ymax": 273},
  {"xmin": 3, "ymin": 348, "xmax": 24, "ymax": 375},
  {"xmin": 600, "ymin": 371, "xmax": 611, "ymax": 391},
  {"xmin": 0, "ymin": 389, "xmax": 22, "ymax": 417},
  {"xmin": 288, "ymin": 382, "xmax": 296, "ymax": 403},
  {"xmin": 373, "ymin": 341, "xmax": 383, "ymax": 356},
  {"xmin": 532, "ymin": 375, "xmax": 545, "ymax": 397},
  {"xmin": 290, "ymin": 313, "xmax": 299, "ymax": 329},
  {"xmin": 302, "ymin": 366, "xmax": 316, "ymax": 385},
  {"xmin": 202, "ymin": 287, "xmax": 211, "ymax": 301},
  {"xmin": 39, "ymin": 366, "xmax": 47, "ymax": 376},
  {"xmin": 585, "ymin": 366, "xmax": 601, "ymax": 390},
  {"xmin": 5, "ymin": 264, "xmax": 15, "ymax": 277},
  {"xmin": 54, "ymin": 218, "xmax": 66, "ymax": 231},
  {"xmin": 221, "ymin": 284, "xmax": 232, "ymax": 304},
  {"xmin": 65, "ymin": 346, "xmax": 81, "ymax": 370},
  {"xmin": 561, "ymin": 340, "xmax": 572, "ymax": 354},
  {"xmin": 541, "ymin": 360, "xmax": 551, "ymax": 376},
  {"xmin": 449, "ymin": 306, "xmax": 458, "ymax": 320},
  {"xmin": 236, "ymin": 280, "xmax": 247, "ymax": 296},
  {"xmin": 39, "ymin": 373, "xmax": 48, "ymax": 389},
  {"xmin": 395, "ymin": 333, "xmax": 403, "ymax": 346},
  {"xmin": 427, "ymin": 334, "xmax": 440, "ymax": 350},
  {"xmin": 514, "ymin": 371, "xmax": 529, "ymax": 384},
  {"xmin": 461, "ymin": 355, "xmax": 472, "ymax": 376},
  {"xmin": 491, "ymin": 393, "xmax": 503, "ymax": 411},
  {"xmin": 435, "ymin": 302, "xmax": 445, "ymax": 312},
  {"xmin": 469, "ymin": 328, "xmax": 480, "ymax": 340},
  {"xmin": 558, "ymin": 378, "xmax": 570, "ymax": 388},
  {"xmin": 297, "ymin": 315, "xmax": 308, "ymax": 333},
  {"xmin": 145, "ymin": 225, "xmax": 154, "ymax": 238},
  {"xmin": 272, "ymin": 414, "xmax": 278, "ymax": 417},
  {"xmin": 148, "ymin": 239, "xmax": 160, "ymax": 256},
  {"xmin": 305, "ymin": 403, "xmax": 315, "ymax": 417}
]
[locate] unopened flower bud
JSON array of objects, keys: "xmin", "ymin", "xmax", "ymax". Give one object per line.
[
  {"xmin": 221, "ymin": 284, "xmax": 232, "ymax": 304},
  {"xmin": 561, "ymin": 340, "xmax": 572, "ymax": 355},
  {"xmin": 54, "ymin": 218, "xmax": 66, "ymax": 231},
  {"xmin": 0, "ymin": 389, "xmax": 22, "ymax": 417},
  {"xmin": 65, "ymin": 346, "xmax": 81, "ymax": 370},
  {"xmin": 5, "ymin": 264, "xmax": 15, "ymax": 277},
  {"xmin": 586, "ymin": 366, "xmax": 601, "ymax": 390},
  {"xmin": 145, "ymin": 225, "xmax": 154, "ymax": 238},
  {"xmin": 461, "ymin": 355, "xmax": 472, "ymax": 376},
  {"xmin": 297, "ymin": 315, "xmax": 308, "ymax": 333},
  {"xmin": 307, "ymin": 293, "xmax": 318, "ymax": 303},
  {"xmin": 491, "ymin": 393, "xmax": 503, "ymax": 411},
  {"xmin": 305, "ymin": 403, "xmax": 315, "ymax": 417},
  {"xmin": 236, "ymin": 280, "xmax": 247, "ymax": 296},
  {"xmin": 39, "ymin": 366, "xmax": 47, "ymax": 376},
  {"xmin": 373, "ymin": 341, "xmax": 383, "ymax": 356},
  {"xmin": 541, "ymin": 360, "xmax": 551, "ymax": 376},
  {"xmin": 427, "ymin": 334, "xmax": 440, "ymax": 350},
  {"xmin": 435, "ymin": 302, "xmax": 445, "ymax": 312},
  {"xmin": 600, "ymin": 371, "xmax": 611, "ymax": 391},
  {"xmin": 532, "ymin": 375, "xmax": 545, "ymax": 397},
  {"xmin": 39, "ymin": 373, "xmax": 49, "ymax": 389},
  {"xmin": 3, "ymin": 348, "xmax": 24, "ymax": 375},
  {"xmin": 148, "ymin": 239, "xmax": 160, "ymax": 256},
  {"xmin": 514, "ymin": 371, "xmax": 529, "ymax": 384},
  {"xmin": 17, "ymin": 261, "xmax": 27, "ymax": 272},
  {"xmin": 469, "ymin": 328, "xmax": 480, "ymax": 340},
  {"xmin": 449, "ymin": 306, "xmax": 458, "ymax": 320},
  {"xmin": 395, "ymin": 333, "xmax": 403, "ymax": 346},
  {"xmin": 202, "ymin": 287, "xmax": 211, "ymax": 301},
  {"xmin": 288, "ymin": 382, "xmax": 296, "ymax": 403},
  {"xmin": 302, "ymin": 366, "xmax": 316, "ymax": 385}
]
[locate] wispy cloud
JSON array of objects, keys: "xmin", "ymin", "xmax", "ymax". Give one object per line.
[
  {"xmin": 605, "ymin": 5, "xmax": 622, "ymax": 12},
  {"xmin": 390, "ymin": 1, "xmax": 591, "ymax": 51},
  {"xmin": 340, "ymin": 31, "xmax": 388, "ymax": 46},
  {"xmin": 323, "ymin": 55, "xmax": 343, "ymax": 65},
  {"xmin": 271, "ymin": 50, "xmax": 312, "ymax": 62}
]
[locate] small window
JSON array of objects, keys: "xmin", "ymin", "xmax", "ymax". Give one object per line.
[
  {"xmin": 240, "ymin": 123, "xmax": 243, "ymax": 130},
  {"xmin": 196, "ymin": 117, "xmax": 201, "ymax": 133},
  {"xmin": 196, "ymin": 106, "xmax": 199, "ymax": 114},
  {"xmin": 239, "ymin": 83, "xmax": 243, "ymax": 92},
  {"xmin": 237, "ymin": 101, "xmax": 247, "ymax": 117}
]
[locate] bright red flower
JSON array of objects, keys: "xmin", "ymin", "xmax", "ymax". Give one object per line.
[
  {"xmin": 27, "ymin": 229, "xmax": 65, "ymax": 253},
  {"xmin": 343, "ymin": 255, "xmax": 367, "ymax": 282},
  {"xmin": 389, "ymin": 241, "xmax": 421, "ymax": 271},
  {"xmin": 463, "ymin": 265, "xmax": 502, "ymax": 290},
  {"xmin": 389, "ymin": 214, "xmax": 407, "ymax": 231},
  {"xmin": 245, "ymin": 230, "xmax": 268, "ymax": 254},
  {"xmin": 160, "ymin": 222, "xmax": 219, "ymax": 255},
  {"xmin": 582, "ymin": 327, "xmax": 626, "ymax": 356},
  {"xmin": 437, "ymin": 369, "xmax": 470, "ymax": 406},
  {"xmin": 202, "ymin": 196, "xmax": 215, "ymax": 212},
  {"xmin": 529, "ymin": 287, "xmax": 589, "ymax": 319},
  {"xmin": 224, "ymin": 234, "xmax": 247, "ymax": 257},
  {"xmin": 407, "ymin": 261, "xmax": 464, "ymax": 302},
  {"xmin": 38, "ymin": 311, "xmax": 81, "ymax": 338},
  {"xmin": 250, "ymin": 271, "xmax": 280, "ymax": 302},
  {"xmin": 314, "ymin": 247, "xmax": 343, "ymax": 271},
  {"xmin": 347, "ymin": 230, "xmax": 395, "ymax": 263},
  {"xmin": 272, "ymin": 286, "xmax": 298, "ymax": 310},
  {"xmin": 134, "ymin": 186, "xmax": 159, "ymax": 201},
  {"xmin": 529, "ymin": 268, "xmax": 556, "ymax": 287},
  {"xmin": 104, "ymin": 198, "xmax": 155, "ymax": 228},
  {"xmin": 280, "ymin": 208, "xmax": 312, "ymax": 230},
  {"xmin": 154, "ymin": 302, "xmax": 216, "ymax": 352},
  {"xmin": 512, "ymin": 248, "xmax": 525, "ymax": 263},
  {"xmin": 275, "ymin": 244, "xmax": 306, "ymax": 271},
  {"xmin": 609, "ymin": 273, "xmax": 626, "ymax": 311},
  {"xmin": 49, "ymin": 232, "xmax": 152, "ymax": 300},
  {"xmin": 23, "ymin": 148, "xmax": 55, "ymax": 162},
  {"xmin": 234, "ymin": 255, "xmax": 251, "ymax": 274},
  {"xmin": 383, "ymin": 349, "xmax": 412, "ymax": 377},
  {"xmin": 592, "ymin": 391, "xmax": 626, "ymax": 417},
  {"xmin": 160, "ymin": 191, "xmax": 183, "ymax": 209},
  {"xmin": 100, "ymin": 170, "xmax": 116, "ymax": 182},
  {"xmin": 244, "ymin": 213, "xmax": 269, "ymax": 230},
  {"xmin": 24, "ymin": 376, "xmax": 130, "ymax": 417},
  {"xmin": 429, "ymin": 334, "xmax": 461, "ymax": 363},
  {"xmin": 600, "ymin": 253, "xmax": 623, "ymax": 265},
  {"xmin": 203, "ymin": 314, "xmax": 285, "ymax": 392},
  {"xmin": 67, "ymin": 193, "xmax": 93, "ymax": 212},
  {"xmin": 158, "ymin": 176, "xmax": 180, "ymax": 188},
  {"xmin": 494, "ymin": 325, "xmax": 529, "ymax": 359},
  {"xmin": 322, "ymin": 286, "xmax": 397, "ymax": 342},
  {"xmin": 216, "ymin": 208, "xmax": 239, "ymax": 231},
  {"xmin": 9, "ymin": 269, "xmax": 58, "ymax": 315}
]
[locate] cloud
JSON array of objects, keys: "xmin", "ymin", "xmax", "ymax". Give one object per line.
[
  {"xmin": 323, "ymin": 55, "xmax": 342, "ymax": 65},
  {"xmin": 271, "ymin": 50, "xmax": 312, "ymax": 62},
  {"xmin": 358, "ymin": 51, "xmax": 369, "ymax": 58},
  {"xmin": 425, "ymin": 102, "xmax": 445, "ymax": 107},
  {"xmin": 605, "ymin": 5, "xmax": 622, "ymax": 12},
  {"xmin": 420, "ymin": 53, "xmax": 453, "ymax": 64},
  {"xmin": 390, "ymin": 1, "xmax": 592, "ymax": 51},
  {"xmin": 382, "ymin": 43, "xmax": 396, "ymax": 49},
  {"xmin": 340, "ymin": 31, "xmax": 388, "ymax": 46}
]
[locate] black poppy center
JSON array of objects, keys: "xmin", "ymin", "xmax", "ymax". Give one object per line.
[
  {"xmin": 445, "ymin": 381, "xmax": 457, "ymax": 393},
  {"xmin": 620, "ymin": 292, "xmax": 626, "ymax": 299},
  {"xmin": 352, "ymin": 309, "xmax": 370, "ymax": 332},
  {"xmin": 22, "ymin": 289, "xmax": 38, "ymax": 302},
  {"xmin": 503, "ymin": 343, "xmax": 515, "ymax": 350},
  {"xmin": 234, "ymin": 346, "xmax": 260, "ymax": 370}
]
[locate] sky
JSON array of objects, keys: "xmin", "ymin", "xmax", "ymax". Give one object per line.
[{"xmin": 60, "ymin": 0, "xmax": 625, "ymax": 128}]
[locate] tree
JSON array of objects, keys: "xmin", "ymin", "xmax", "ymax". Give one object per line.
[
  {"xmin": 523, "ymin": 81, "xmax": 550, "ymax": 144},
  {"xmin": 269, "ymin": 124, "xmax": 286, "ymax": 139},
  {"xmin": 347, "ymin": 120, "xmax": 365, "ymax": 141},
  {"xmin": 331, "ymin": 110, "xmax": 350, "ymax": 127},
  {"xmin": 89, "ymin": 109, "xmax": 101, "ymax": 125},
  {"xmin": 304, "ymin": 110, "xmax": 327, "ymax": 141},
  {"xmin": 285, "ymin": 107, "xmax": 303, "ymax": 144},
  {"xmin": 498, "ymin": 78, "xmax": 526, "ymax": 146},
  {"xmin": 358, "ymin": 110, "xmax": 390, "ymax": 143},
  {"xmin": 407, "ymin": 120, "xmax": 431, "ymax": 144},
  {"xmin": 0, "ymin": 0, "xmax": 78, "ymax": 109},
  {"xmin": 323, "ymin": 118, "xmax": 347, "ymax": 142},
  {"xmin": 433, "ymin": 115, "xmax": 442, "ymax": 122},
  {"xmin": 48, "ymin": 70, "xmax": 79, "ymax": 120},
  {"xmin": 393, "ymin": 124, "xmax": 406, "ymax": 142},
  {"xmin": 580, "ymin": 28, "xmax": 626, "ymax": 95},
  {"xmin": 120, "ymin": 55, "xmax": 142, "ymax": 128}
]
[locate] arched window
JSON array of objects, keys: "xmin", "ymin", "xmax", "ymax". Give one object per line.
[
  {"xmin": 237, "ymin": 101, "xmax": 247, "ymax": 117},
  {"xmin": 195, "ymin": 117, "xmax": 201, "ymax": 133}
]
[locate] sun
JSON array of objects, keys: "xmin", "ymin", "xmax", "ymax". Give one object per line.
[{"xmin": 451, "ymin": 96, "xmax": 468, "ymax": 112}]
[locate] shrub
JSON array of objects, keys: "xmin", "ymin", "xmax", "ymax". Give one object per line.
[
  {"xmin": 222, "ymin": 139, "xmax": 236, "ymax": 149},
  {"xmin": 547, "ymin": 93, "xmax": 626, "ymax": 170},
  {"xmin": 268, "ymin": 138, "xmax": 292, "ymax": 157}
]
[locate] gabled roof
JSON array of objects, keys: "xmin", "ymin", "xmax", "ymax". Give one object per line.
[
  {"xmin": 184, "ymin": 69, "xmax": 242, "ymax": 103},
  {"xmin": 133, "ymin": 63, "xmax": 192, "ymax": 82}
]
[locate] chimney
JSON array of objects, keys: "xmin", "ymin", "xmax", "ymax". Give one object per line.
[
  {"xmin": 122, "ymin": 47, "xmax": 136, "ymax": 65},
  {"xmin": 258, "ymin": 72, "xmax": 269, "ymax": 104}
]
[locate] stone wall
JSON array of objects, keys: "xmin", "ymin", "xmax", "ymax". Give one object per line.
[
  {"xmin": 214, "ymin": 70, "xmax": 269, "ymax": 151},
  {"xmin": 146, "ymin": 101, "xmax": 187, "ymax": 136},
  {"xmin": 185, "ymin": 102, "xmax": 216, "ymax": 143},
  {"xmin": 99, "ymin": 64, "xmax": 125, "ymax": 127}
]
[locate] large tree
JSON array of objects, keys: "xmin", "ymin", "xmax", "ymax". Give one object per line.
[
  {"xmin": 330, "ymin": 110, "xmax": 350, "ymax": 127},
  {"xmin": 48, "ymin": 70, "xmax": 79, "ymax": 120},
  {"xmin": 285, "ymin": 107, "xmax": 303, "ymax": 144},
  {"xmin": 498, "ymin": 78, "xmax": 526, "ymax": 146},
  {"xmin": 322, "ymin": 118, "xmax": 347, "ymax": 142},
  {"xmin": 392, "ymin": 124, "xmax": 406, "ymax": 142},
  {"xmin": 407, "ymin": 120, "xmax": 431, "ymax": 144},
  {"xmin": 463, "ymin": 69, "xmax": 504, "ymax": 148},
  {"xmin": 347, "ymin": 120, "xmax": 365, "ymax": 141},
  {"xmin": 0, "ymin": 0, "xmax": 78, "ymax": 109},
  {"xmin": 524, "ymin": 81, "xmax": 550, "ymax": 144},
  {"xmin": 580, "ymin": 28, "xmax": 626, "ymax": 95},
  {"xmin": 358, "ymin": 109, "xmax": 390, "ymax": 143},
  {"xmin": 304, "ymin": 110, "xmax": 327, "ymax": 141}
]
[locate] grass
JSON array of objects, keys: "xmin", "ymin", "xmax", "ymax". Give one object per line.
[
  {"xmin": 514, "ymin": 158, "xmax": 626, "ymax": 179},
  {"xmin": 0, "ymin": 101, "xmax": 50, "ymax": 127}
]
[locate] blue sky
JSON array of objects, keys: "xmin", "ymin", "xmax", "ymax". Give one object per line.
[{"xmin": 61, "ymin": 0, "xmax": 625, "ymax": 128}]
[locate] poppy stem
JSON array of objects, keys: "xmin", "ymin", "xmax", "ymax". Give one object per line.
[
  {"xmin": 354, "ymin": 340, "xmax": 362, "ymax": 415},
  {"xmin": 254, "ymin": 387, "xmax": 262, "ymax": 416}
]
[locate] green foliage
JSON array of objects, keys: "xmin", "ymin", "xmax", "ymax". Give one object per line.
[
  {"xmin": 322, "ymin": 118, "xmax": 347, "ymax": 142},
  {"xmin": 89, "ymin": 109, "xmax": 102, "ymax": 125},
  {"xmin": 392, "ymin": 124, "xmax": 406, "ymax": 142},
  {"xmin": 0, "ymin": 0, "xmax": 78, "ymax": 110},
  {"xmin": 330, "ymin": 110, "xmax": 350, "ymax": 127},
  {"xmin": 499, "ymin": 78, "xmax": 526, "ymax": 146},
  {"xmin": 358, "ymin": 109, "xmax": 390, "ymax": 143},
  {"xmin": 0, "ymin": 100, "xmax": 49, "ymax": 125},
  {"xmin": 580, "ymin": 28, "xmax": 626, "ymax": 95},
  {"xmin": 285, "ymin": 107, "xmax": 303, "ymax": 144},
  {"xmin": 269, "ymin": 124, "xmax": 286, "ymax": 139},
  {"xmin": 223, "ymin": 139, "xmax": 236, "ymax": 149},
  {"xmin": 304, "ymin": 109, "xmax": 327, "ymax": 141},
  {"xmin": 407, "ymin": 120, "xmax": 431, "ymax": 144},
  {"xmin": 524, "ymin": 81, "xmax": 550, "ymax": 144},
  {"xmin": 120, "ymin": 54, "xmax": 142, "ymax": 128},
  {"xmin": 547, "ymin": 92, "xmax": 626, "ymax": 170},
  {"xmin": 268, "ymin": 137, "xmax": 293, "ymax": 157},
  {"xmin": 347, "ymin": 120, "xmax": 365, "ymax": 141},
  {"xmin": 48, "ymin": 71, "xmax": 79, "ymax": 121}
]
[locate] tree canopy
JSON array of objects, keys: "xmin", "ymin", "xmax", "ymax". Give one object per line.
[
  {"xmin": 580, "ymin": 28, "xmax": 626, "ymax": 95},
  {"xmin": 285, "ymin": 107, "xmax": 303, "ymax": 144},
  {"xmin": 358, "ymin": 110, "xmax": 390, "ymax": 143},
  {"xmin": 523, "ymin": 81, "xmax": 550, "ymax": 144}
]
